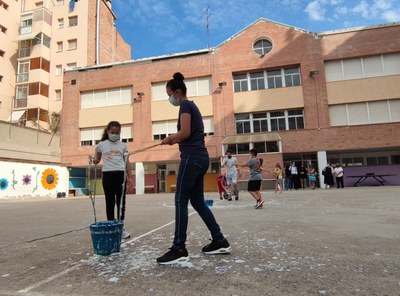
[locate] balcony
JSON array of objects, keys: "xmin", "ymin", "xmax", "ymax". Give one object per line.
[{"xmin": 14, "ymin": 99, "xmax": 28, "ymax": 108}]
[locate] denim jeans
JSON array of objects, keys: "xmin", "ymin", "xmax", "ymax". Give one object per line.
[{"xmin": 173, "ymin": 154, "xmax": 224, "ymax": 248}]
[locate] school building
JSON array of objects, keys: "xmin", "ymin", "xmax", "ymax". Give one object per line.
[{"xmin": 61, "ymin": 18, "xmax": 400, "ymax": 194}]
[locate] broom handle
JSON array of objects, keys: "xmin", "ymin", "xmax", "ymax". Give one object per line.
[{"xmin": 128, "ymin": 143, "xmax": 161, "ymax": 155}]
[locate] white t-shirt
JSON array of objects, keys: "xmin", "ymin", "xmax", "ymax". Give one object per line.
[
  {"xmin": 95, "ymin": 140, "xmax": 128, "ymax": 172},
  {"xmin": 334, "ymin": 167, "xmax": 344, "ymax": 177},
  {"xmin": 222, "ymin": 157, "xmax": 237, "ymax": 175}
]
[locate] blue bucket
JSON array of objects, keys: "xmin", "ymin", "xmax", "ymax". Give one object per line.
[
  {"xmin": 205, "ymin": 199, "xmax": 214, "ymax": 207},
  {"xmin": 89, "ymin": 220, "xmax": 124, "ymax": 256}
]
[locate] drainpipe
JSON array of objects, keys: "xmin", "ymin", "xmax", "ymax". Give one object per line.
[{"xmin": 96, "ymin": 0, "xmax": 100, "ymax": 65}]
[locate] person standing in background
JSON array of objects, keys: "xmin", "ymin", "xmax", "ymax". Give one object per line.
[
  {"xmin": 284, "ymin": 163, "xmax": 292, "ymax": 190},
  {"xmin": 299, "ymin": 163, "xmax": 308, "ymax": 189},
  {"xmin": 290, "ymin": 162, "xmax": 299, "ymax": 190},
  {"xmin": 322, "ymin": 162, "xmax": 335, "ymax": 189},
  {"xmin": 334, "ymin": 163, "xmax": 345, "ymax": 189},
  {"xmin": 273, "ymin": 163, "xmax": 284, "ymax": 193},
  {"xmin": 221, "ymin": 150, "xmax": 239, "ymax": 201}
]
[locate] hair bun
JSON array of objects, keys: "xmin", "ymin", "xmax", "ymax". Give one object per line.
[{"xmin": 173, "ymin": 72, "xmax": 185, "ymax": 81}]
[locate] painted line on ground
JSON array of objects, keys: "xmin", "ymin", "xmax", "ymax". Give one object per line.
[{"xmin": 18, "ymin": 205, "xmax": 210, "ymax": 294}]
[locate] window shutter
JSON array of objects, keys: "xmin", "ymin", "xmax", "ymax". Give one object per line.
[
  {"xmin": 329, "ymin": 104, "xmax": 348, "ymax": 126},
  {"xmin": 185, "ymin": 79, "xmax": 197, "ymax": 97},
  {"xmin": 28, "ymin": 82, "xmax": 39, "ymax": 95},
  {"xmin": 197, "ymin": 77, "xmax": 211, "ymax": 96},
  {"xmin": 120, "ymin": 125, "xmax": 132, "ymax": 139},
  {"xmin": 383, "ymin": 53, "xmax": 400, "ymax": 75},
  {"xmin": 153, "ymin": 121, "xmax": 166, "ymax": 135},
  {"xmin": 121, "ymin": 87, "xmax": 132, "ymax": 104},
  {"xmin": 389, "ymin": 99, "xmax": 400, "ymax": 122},
  {"xmin": 41, "ymin": 58, "xmax": 50, "ymax": 72},
  {"xmin": 324, "ymin": 60, "xmax": 342, "ymax": 81},
  {"xmin": 368, "ymin": 101, "xmax": 389, "ymax": 123},
  {"xmin": 167, "ymin": 120, "xmax": 178, "ymax": 134},
  {"xmin": 93, "ymin": 90, "xmax": 107, "ymax": 107},
  {"xmin": 30, "ymin": 57, "xmax": 40, "ymax": 70},
  {"xmin": 362, "ymin": 56, "xmax": 383, "ymax": 77},
  {"xmin": 108, "ymin": 88, "xmax": 120, "ymax": 106},
  {"xmin": 343, "ymin": 58, "xmax": 362, "ymax": 80},
  {"xmin": 203, "ymin": 117, "xmax": 214, "ymax": 133},
  {"xmin": 81, "ymin": 91, "xmax": 93, "ymax": 109},
  {"xmin": 348, "ymin": 103, "xmax": 368, "ymax": 125},
  {"xmin": 40, "ymin": 83, "xmax": 49, "ymax": 97},
  {"xmin": 152, "ymin": 83, "xmax": 167, "ymax": 101},
  {"xmin": 80, "ymin": 129, "xmax": 92, "ymax": 141}
]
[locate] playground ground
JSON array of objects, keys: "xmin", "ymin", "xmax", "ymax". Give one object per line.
[{"xmin": 0, "ymin": 186, "xmax": 399, "ymax": 296}]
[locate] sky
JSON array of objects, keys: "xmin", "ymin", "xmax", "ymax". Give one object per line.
[{"xmin": 112, "ymin": 0, "xmax": 400, "ymax": 60}]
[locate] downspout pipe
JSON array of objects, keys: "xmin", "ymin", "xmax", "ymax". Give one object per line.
[{"xmin": 96, "ymin": 0, "xmax": 100, "ymax": 65}]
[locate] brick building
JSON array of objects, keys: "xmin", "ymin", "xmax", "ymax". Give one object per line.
[{"xmin": 62, "ymin": 18, "xmax": 400, "ymax": 194}]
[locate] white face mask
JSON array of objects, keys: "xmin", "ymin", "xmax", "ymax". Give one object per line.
[
  {"xmin": 168, "ymin": 95, "xmax": 180, "ymax": 106},
  {"xmin": 108, "ymin": 133, "xmax": 120, "ymax": 142}
]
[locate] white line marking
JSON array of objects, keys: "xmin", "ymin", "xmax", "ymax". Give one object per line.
[{"xmin": 18, "ymin": 206, "xmax": 207, "ymax": 294}]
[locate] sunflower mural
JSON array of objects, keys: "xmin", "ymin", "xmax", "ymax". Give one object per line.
[
  {"xmin": 41, "ymin": 168, "xmax": 59, "ymax": 190},
  {"xmin": 0, "ymin": 178, "xmax": 9, "ymax": 191}
]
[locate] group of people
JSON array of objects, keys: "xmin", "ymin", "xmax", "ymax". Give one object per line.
[
  {"xmin": 94, "ymin": 73, "xmax": 231, "ymax": 265},
  {"xmin": 217, "ymin": 150, "xmax": 265, "ymax": 209},
  {"xmin": 282, "ymin": 162, "xmax": 318, "ymax": 191},
  {"xmin": 322, "ymin": 162, "xmax": 345, "ymax": 189}
]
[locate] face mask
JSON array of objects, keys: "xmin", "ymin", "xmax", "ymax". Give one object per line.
[
  {"xmin": 168, "ymin": 95, "xmax": 180, "ymax": 107},
  {"xmin": 108, "ymin": 133, "xmax": 120, "ymax": 142}
]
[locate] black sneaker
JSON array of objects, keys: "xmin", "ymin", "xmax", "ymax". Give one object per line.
[
  {"xmin": 157, "ymin": 247, "xmax": 189, "ymax": 265},
  {"xmin": 235, "ymin": 195, "xmax": 239, "ymax": 201},
  {"xmin": 202, "ymin": 238, "xmax": 231, "ymax": 254}
]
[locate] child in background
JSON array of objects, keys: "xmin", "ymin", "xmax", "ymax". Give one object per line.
[
  {"xmin": 273, "ymin": 163, "xmax": 283, "ymax": 193},
  {"xmin": 216, "ymin": 172, "xmax": 228, "ymax": 200},
  {"xmin": 236, "ymin": 149, "xmax": 264, "ymax": 209},
  {"xmin": 308, "ymin": 166, "xmax": 317, "ymax": 189},
  {"xmin": 94, "ymin": 121, "xmax": 132, "ymax": 239}
]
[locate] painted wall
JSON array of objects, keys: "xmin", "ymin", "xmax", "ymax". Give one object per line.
[
  {"xmin": 0, "ymin": 161, "xmax": 69, "ymax": 198},
  {"xmin": 342, "ymin": 165, "xmax": 400, "ymax": 187}
]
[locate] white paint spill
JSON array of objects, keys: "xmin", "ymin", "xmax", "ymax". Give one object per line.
[{"xmin": 109, "ymin": 277, "xmax": 119, "ymax": 283}]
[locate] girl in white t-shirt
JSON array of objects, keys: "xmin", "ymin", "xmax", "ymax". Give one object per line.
[{"xmin": 94, "ymin": 121, "xmax": 132, "ymax": 239}]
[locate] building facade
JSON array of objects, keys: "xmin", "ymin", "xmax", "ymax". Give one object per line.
[
  {"xmin": 1, "ymin": 0, "xmax": 130, "ymax": 129},
  {"xmin": 62, "ymin": 19, "xmax": 400, "ymax": 194}
]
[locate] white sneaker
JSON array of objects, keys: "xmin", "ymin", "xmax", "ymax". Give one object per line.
[{"xmin": 122, "ymin": 230, "xmax": 131, "ymax": 239}]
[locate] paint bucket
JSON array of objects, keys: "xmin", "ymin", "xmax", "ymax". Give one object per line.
[
  {"xmin": 205, "ymin": 199, "xmax": 214, "ymax": 207},
  {"xmin": 89, "ymin": 220, "xmax": 124, "ymax": 256}
]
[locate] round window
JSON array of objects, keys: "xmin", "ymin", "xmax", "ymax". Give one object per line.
[{"xmin": 253, "ymin": 39, "xmax": 273, "ymax": 56}]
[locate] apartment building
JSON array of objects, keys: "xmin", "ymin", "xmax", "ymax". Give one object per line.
[
  {"xmin": 3, "ymin": 0, "xmax": 130, "ymax": 129},
  {"xmin": 61, "ymin": 19, "xmax": 400, "ymax": 194},
  {"xmin": 0, "ymin": 0, "xmax": 20, "ymax": 123}
]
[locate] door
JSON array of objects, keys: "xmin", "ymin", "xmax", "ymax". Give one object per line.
[{"xmin": 158, "ymin": 165, "xmax": 166, "ymax": 193}]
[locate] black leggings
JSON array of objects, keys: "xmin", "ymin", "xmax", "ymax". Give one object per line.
[{"xmin": 102, "ymin": 171, "xmax": 126, "ymax": 221}]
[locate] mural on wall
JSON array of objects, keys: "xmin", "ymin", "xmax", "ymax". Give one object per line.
[{"xmin": 0, "ymin": 161, "xmax": 68, "ymax": 198}]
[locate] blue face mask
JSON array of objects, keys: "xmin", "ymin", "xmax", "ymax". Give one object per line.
[
  {"xmin": 108, "ymin": 133, "xmax": 120, "ymax": 142},
  {"xmin": 168, "ymin": 95, "xmax": 180, "ymax": 106}
]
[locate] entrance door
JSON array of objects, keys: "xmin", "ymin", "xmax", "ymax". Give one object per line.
[{"xmin": 158, "ymin": 165, "xmax": 167, "ymax": 193}]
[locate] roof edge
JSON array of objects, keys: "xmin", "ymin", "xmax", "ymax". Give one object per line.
[{"xmin": 319, "ymin": 21, "xmax": 400, "ymax": 36}]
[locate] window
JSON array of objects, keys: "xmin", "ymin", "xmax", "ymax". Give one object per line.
[
  {"xmin": 226, "ymin": 143, "xmax": 251, "ymax": 155},
  {"xmin": 284, "ymin": 68, "xmax": 301, "ymax": 87},
  {"xmin": 19, "ymin": 40, "xmax": 31, "ymax": 58},
  {"xmin": 153, "ymin": 120, "xmax": 177, "ymax": 140},
  {"xmin": 270, "ymin": 111, "xmax": 286, "ymax": 131},
  {"xmin": 0, "ymin": 75, "xmax": 3, "ymax": 82},
  {"xmin": 235, "ymin": 114, "xmax": 251, "ymax": 134},
  {"xmin": 55, "ymin": 89, "xmax": 61, "ymax": 101},
  {"xmin": 203, "ymin": 117, "xmax": 215, "ymax": 136},
  {"xmin": 33, "ymin": 33, "xmax": 50, "ymax": 48},
  {"xmin": 236, "ymin": 109, "xmax": 304, "ymax": 134},
  {"xmin": 120, "ymin": 125, "xmax": 133, "ymax": 142},
  {"xmin": 329, "ymin": 99, "xmax": 400, "ymax": 126},
  {"xmin": 324, "ymin": 53, "xmax": 400, "ymax": 82},
  {"xmin": 20, "ymin": 15, "xmax": 33, "ymax": 34},
  {"xmin": 81, "ymin": 87, "xmax": 132, "ymax": 109},
  {"xmin": 58, "ymin": 18, "xmax": 64, "ymax": 29},
  {"xmin": 57, "ymin": 0, "xmax": 64, "ymax": 4},
  {"xmin": 253, "ymin": 39, "xmax": 273, "ymax": 56},
  {"xmin": 0, "ymin": 49, "xmax": 4, "ymax": 57},
  {"xmin": 151, "ymin": 76, "xmax": 211, "ymax": 101},
  {"xmin": 252, "ymin": 112, "xmax": 268, "ymax": 133},
  {"xmin": 17, "ymin": 61, "xmax": 30, "ymax": 83},
  {"xmin": 55, "ymin": 65, "xmax": 62, "ymax": 76},
  {"xmin": 15, "ymin": 85, "xmax": 28, "ymax": 107},
  {"xmin": 288, "ymin": 110, "xmax": 304, "ymax": 130},
  {"xmin": 0, "ymin": 24, "xmax": 6, "ymax": 33},
  {"xmin": 254, "ymin": 141, "xmax": 279, "ymax": 153},
  {"xmin": 250, "ymin": 72, "xmax": 265, "ymax": 90},
  {"xmin": 69, "ymin": 16, "xmax": 78, "ymax": 26},
  {"xmin": 0, "ymin": 0, "xmax": 8, "ymax": 10},
  {"xmin": 57, "ymin": 41, "xmax": 63, "ymax": 52},
  {"xmin": 233, "ymin": 74, "xmax": 248, "ymax": 92},
  {"xmin": 35, "ymin": 1, "xmax": 43, "ymax": 8},
  {"xmin": 68, "ymin": 39, "xmax": 77, "ymax": 50},
  {"xmin": 80, "ymin": 127, "xmax": 104, "ymax": 146},
  {"xmin": 267, "ymin": 69, "xmax": 283, "ymax": 89},
  {"xmin": 66, "ymin": 63, "xmax": 76, "ymax": 70}
]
